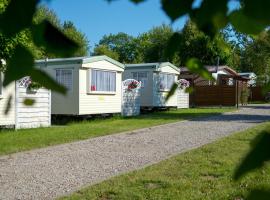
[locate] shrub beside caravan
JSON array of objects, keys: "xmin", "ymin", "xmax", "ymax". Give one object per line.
[
  {"xmin": 123, "ymin": 62, "xmax": 180, "ymax": 109},
  {"xmin": 0, "ymin": 74, "xmax": 51, "ymax": 129},
  {"xmin": 36, "ymin": 56, "xmax": 125, "ymax": 116}
]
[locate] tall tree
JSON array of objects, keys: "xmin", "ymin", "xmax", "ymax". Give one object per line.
[
  {"xmin": 93, "ymin": 44, "xmax": 119, "ymax": 61},
  {"xmin": 241, "ymin": 30, "xmax": 270, "ymax": 83},
  {"xmin": 62, "ymin": 21, "xmax": 89, "ymax": 57},
  {"xmin": 175, "ymin": 21, "xmax": 230, "ymax": 66},
  {"xmin": 136, "ymin": 24, "xmax": 176, "ymax": 63},
  {"xmin": 32, "ymin": 6, "xmax": 89, "ymax": 58},
  {"xmin": 94, "ymin": 32, "xmax": 137, "ymax": 63},
  {"xmin": 0, "ymin": 5, "xmax": 89, "ymax": 68}
]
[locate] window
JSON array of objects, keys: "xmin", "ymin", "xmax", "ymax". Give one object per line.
[
  {"xmin": 55, "ymin": 69, "xmax": 73, "ymax": 91},
  {"xmin": 159, "ymin": 73, "xmax": 175, "ymax": 90},
  {"xmin": 90, "ymin": 69, "xmax": 116, "ymax": 92},
  {"xmin": 132, "ymin": 72, "xmax": 148, "ymax": 88}
]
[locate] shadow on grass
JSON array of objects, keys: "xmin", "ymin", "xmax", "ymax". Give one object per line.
[
  {"xmin": 52, "ymin": 109, "xmax": 229, "ymax": 126},
  {"xmin": 57, "ymin": 108, "xmax": 270, "ymax": 126}
]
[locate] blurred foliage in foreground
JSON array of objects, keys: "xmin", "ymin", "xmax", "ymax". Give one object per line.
[{"xmin": 1, "ymin": 1, "xmax": 270, "ymax": 198}]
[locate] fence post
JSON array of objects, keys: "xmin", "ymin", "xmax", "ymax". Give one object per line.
[{"xmin": 236, "ymin": 81, "xmax": 239, "ymax": 109}]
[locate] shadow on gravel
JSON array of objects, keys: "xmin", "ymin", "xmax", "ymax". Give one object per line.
[
  {"xmin": 191, "ymin": 114, "xmax": 270, "ymax": 123},
  {"xmin": 242, "ymin": 105, "xmax": 270, "ymax": 109}
]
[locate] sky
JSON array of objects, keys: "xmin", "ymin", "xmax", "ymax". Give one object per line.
[
  {"xmin": 44, "ymin": 0, "xmax": 239, "ymax": 53},
  {"xmin": 44, "ymin": 0, "xmax": 187, "ymax": 51}
]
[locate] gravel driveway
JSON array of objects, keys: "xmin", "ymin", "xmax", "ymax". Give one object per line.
[{"xmin": 1, "ymin": 104, "xmax": 270, "ymax": 200}]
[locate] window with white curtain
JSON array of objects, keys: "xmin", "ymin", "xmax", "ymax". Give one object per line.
[
  {"xmin": 132, "ymin": 72, "xmax": 148, "ymax": 88},
  {"xmin": 90, "ymin": 69, "xmax": 116, "ymax": 92},
  {"xmin": 55, "ymin": 69, "xmax": 73, "ymax": 91},
  {"xmin": 159, "ymin": 73, "xmax": 175, "ymax": 90}
]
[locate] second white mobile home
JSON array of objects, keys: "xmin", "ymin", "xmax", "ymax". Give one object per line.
[
  {"xmin": 36, "ymin": 56, "xmax": 125, "ymax": 116},
  {"xmin": 123, "ymin": 62, "xmax": 180, "ymax": 108}
]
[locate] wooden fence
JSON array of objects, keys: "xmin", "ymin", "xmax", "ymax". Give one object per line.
[
  {"xmin": 190, "ymin": 85, "xmax": 237, "ymax": 106},
  {"xmin": 249, "ymin": 86, "xmax": 265, "ymax": 101}
]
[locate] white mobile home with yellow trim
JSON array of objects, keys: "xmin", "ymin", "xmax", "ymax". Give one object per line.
[
  {"xmin": 123, "ymin": 62, "xmax": 180, "ymax": 108},
  {"xmin": 36, "ymin": 56, "xmax": 125, "ymax": 116},
  {"xmin": 0, "ymin": 75, "xmax": 51, "ymax": 129}
]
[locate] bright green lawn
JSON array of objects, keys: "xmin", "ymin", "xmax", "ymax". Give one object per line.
[
  {"xmin": 0, "ymin": 108, "xmax": 233, "ymax": 155},
  {"xmin": 60, "ymin": 122, "xmax": 270, "ymax": 200}
]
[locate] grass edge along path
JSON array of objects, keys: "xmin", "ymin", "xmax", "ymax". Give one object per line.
[
  {"xmin": 60, "ymin": 121, "xmax": 270, "ymax": 200},
  {"xmin": 0, "ymin": 108, "xmax": 233, "ymax": 156}
]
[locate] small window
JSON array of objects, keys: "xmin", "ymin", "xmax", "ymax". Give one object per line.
[
  {"xmin": 132, "ymin": 72, "xmax": 148, "ymax": 88},
  {"xmin": 159, "ymin": 73, "xmax": 175, "ymax": 90},
  {"xmin": 90, "ymin": 69, "xmax": 116, "ymax": 92},
  {"xmin": 55, "ymin": 69, "xmax": 73, "ymax": 91}
]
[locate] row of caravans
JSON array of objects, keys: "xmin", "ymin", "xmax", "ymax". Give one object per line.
[{"xmin": 0, "ymin": 55, "xmax": 184, "ymax": 129}]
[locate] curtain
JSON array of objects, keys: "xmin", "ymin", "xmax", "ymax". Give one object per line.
[
  {"xmin": 91, "ymin": 69, "xmax": 116, "ymax": 92},
  {"xmin": 56, "ymin": 69, "xmax": 73, "ymax": 91}
]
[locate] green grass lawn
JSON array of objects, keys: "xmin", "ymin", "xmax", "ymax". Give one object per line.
[
  {"xmin": 60, "ymin": 122, "xmax": 270, "ymax": 200},
  {"xmin": 249, "ymin": 101, "xmax": 269, "ymax": 104},
  {"xmin": 0, "ymin": 108, "xmax": 233, "ymax": 156}
]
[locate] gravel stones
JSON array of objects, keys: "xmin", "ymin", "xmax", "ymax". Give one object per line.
[{"xmin": 0, "ymin": 104, "xmax": 270, "ymax": 200}]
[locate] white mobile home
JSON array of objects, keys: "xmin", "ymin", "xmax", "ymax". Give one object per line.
[
  {"xmin": 239, "ymin": 72, "xmax": 257, "ymax": 87},
  {"xmin": 0, "ymin": 75, "xmax": 51, "ymax": 129},
  {"xmin": 36, "ymin": 56, "xmax": 125, "ymax": 116},
  {"xmin": 123, "ymin": 62, "xmax": 180, "ymax": 108}
]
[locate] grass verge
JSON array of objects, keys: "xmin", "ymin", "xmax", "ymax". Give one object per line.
[
  {"xmin": 0, "ymin": 108, "xmax": 233, "ymax": 155},
  {"xmin": 60, "ymin": 122, "xmax": 270, "ymax": 200}
]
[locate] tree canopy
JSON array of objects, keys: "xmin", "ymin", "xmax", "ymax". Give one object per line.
[
  {"xmin": 93, "ymin": 22, "xmax": 230, "ymax": 67},
  {"xmin": 93, "ymin": 32, "xmax": 137, "ymax": 63}
]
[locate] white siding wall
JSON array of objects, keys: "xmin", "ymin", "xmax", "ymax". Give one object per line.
[
  {"xmin": 40, "ymin": 64, "xmax": 80, "ymax": 115},
  {"xmin": 160, "ymin": 65, "xmax": 179, "ymax": 74},
  {"xmin": 0, "ymin": 81, "xmax": 15, "ymax": 126},
  {"xmin": 79, "ymin": 60, "xmax": 124, "ymax": 115},
  {"xmin": 123, "ymin": 69, "xmax": 153, "ymax": 107},
  {"xmin": 177, "ymin": 89, "xmax": 189, "ymax": 108},
  {"xmin": 16, "ymin": 87, "xmax": 51, "ymax": 129}
]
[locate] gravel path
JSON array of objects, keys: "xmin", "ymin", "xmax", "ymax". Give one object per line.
[{"xmin": 1, "ymin": 105, "xmax": 270, "ymax": 200}]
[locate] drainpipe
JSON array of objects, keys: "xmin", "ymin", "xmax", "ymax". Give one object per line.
[{"xmin": 216, "ymin": 56, "xmax": 220, "ymax": 85}]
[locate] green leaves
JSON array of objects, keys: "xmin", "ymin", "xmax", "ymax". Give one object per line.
[
  {"xmin": 30, "ymin": 69, "xmax": 66, "ymax": 94},
  {"xmin": 234, "ymin": 130, "xmax": 270, "ymax": 180},
  {"xmin": 243, "ymin": 0, "xmax": 270, "ymax": 24},
  {"xmin": 162, "ymin": 0, "xmax": 194, "ymax": 22},
  {"xmin": 3, "ymin": 44, "xmax": 66, "ymax": 94},
  {"xmin": 192, "ymin": 0, "xmax": 228, "ymax": 37},
  {"xmin": 229, "ymin": 10, "xmax": 266, "ymax": 35},
  {"xmin": 165, "ymin": 32, "xmax": 182, "ymax": 59},
  {"xmin": 129, "ymin": 0, "xmax": 146, "ymax": 3},
  {"xmin": 32, "ymin": 20, "xmax": 80, "ymax": 57},
  {"xmin": 4, "ymin": 95, "xmax": 12, "ymax": 115},
  {"xmin": 0, "ymin": 1, "xmax": 80, "ymax": 100},
  {"xmin": 0, "ymin": 0, "xmax": 39, "ymax": 37},
  {"xmin": 246, "ymin": 189, "xmax": 270, "ymax": 200},
  {"xmin": 23, "ymin": 98, "xmax": 35, "ymax": 106},
  {"xmin": 165, "ymin": 83, "xmax": 178, "ymax": 101},
  {"xmin": 160, "ymin": 0, "xmax": 270, "ymax": 38},
  {"xmin": 3, "ymin": 45, "xmax": 34, "ymax": 86},
  {"xmin": 186, "ymin": 58, "xmax": 214, "ymax": 81}
]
